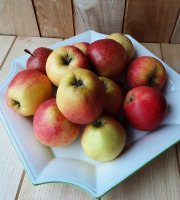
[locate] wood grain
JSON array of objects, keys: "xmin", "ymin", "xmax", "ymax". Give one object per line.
[
  {"xmin": 73, "ymin": 0, "xmax": 126, "ymax": 35},
  {"xmin": 33, "ymin": 0, "xmax": 74, "ymax": 38},
  {"xmin": 18, "ymin": 175, "xmax": 96, "ymax": 200},
  {"xmin": 124, "ymin": 0, "xmax": 180, "ymax": 42},
  {"xmin": 171, "ymin": 12, "xmax": 180, "ymax": 43},
  {"xmin": 161, "ymin": 43, "xmax": 180, "ymax": 174},
  {"xmin": 0, "ymin": 0, "xmax": 39, "ymax": 36},
  {"xmin": 102, "ymin": 43, "xmax": 180, "ymax": 200}
]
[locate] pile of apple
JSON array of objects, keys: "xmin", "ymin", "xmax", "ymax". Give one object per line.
[{"xmin": 6, "ymin": 33, "xmax": 167, "ymax": 162}]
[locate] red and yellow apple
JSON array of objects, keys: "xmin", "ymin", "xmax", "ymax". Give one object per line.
[
  {"xmin": 33, "ymin": 98, "xmax": 80, "ymax": 147},
  {"xmin": 46, "ymin": 45, "xmax": 90, "ymax": 86},
  {"xmin": 106, "ymin": 33, "xmax": 134, "ymax": 64},
  {"xmin": 126, "ymin": 56, "xmax": 166, "ymax": 90},
  {"xmin": 123, "ymin": 86, "xmax": 167, "ymax": 131},
  {"xmin": 56, "ymin": 68, "xmax": 107, "ymax": 124},
  {"xmin": 99, "ymin": 76, "xmax": 123, "ymax": 116},
  {"xmin": 87, "ymin": 39, "xmax": 126, "ymax": 78},
  {"xmin": 25, "ymin": 47, "xmax": 53, "ymax": 74},
  {"xmin": 72, "ymin": 42, "xmax": 90, "ymax": 54},
  {"xmin": 81, "ymin": 114, "xmax": 126, "ymax": 161},
  {"xmin": 6, "ymin": 69, "xmax": 54, "ymax": 116}
]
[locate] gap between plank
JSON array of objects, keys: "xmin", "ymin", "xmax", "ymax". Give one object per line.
[
  {"xmin": 15, "ymin": 170, "xmax": 25, "ymax": 200},
  {"xmin": 0, "ymin": 36, "xmax": 17, "ymax": 70},
  {"xmin": 71, "ymin": 0, "xmax": 76, "ymax": 36}
]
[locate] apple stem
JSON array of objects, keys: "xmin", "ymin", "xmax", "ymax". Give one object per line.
[{"xmin": 24, "ymin": 49, "xmax": 35, "ymax": 57}]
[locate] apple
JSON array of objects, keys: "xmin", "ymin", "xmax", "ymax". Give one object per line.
[
  {"xmin": 126, "ymin": 56, "xmax": 166, "ymax": 90},
  {"xmin": 123, "ymin": 86, "xmax": 167, "ymax": 131},
  {"xmin": 106, "ymin": 33, "xmax": 134, "ymax": 64},
  {"xmin": 24, "ymin": 47, "xmax": 53, "ymax": 74},
  {"xmin": 99, "ymin": 76, "xmax": 123, "ymax": 116},
  {"xmin": 72, "ymin": 42, "xmax": 90, "ymax": 54},
  {"xmin": 81, "ymin": 114, "xmax": 126, "ymax": 161},
  {"xmin": 46, "ymin": 45, "xmax": 90, "ymax": 87},
  {"xmin": 56, "ymin": 68, "xmax": 107, "ymax": 124},
  {"xmin": 33, "ymin": 98, "xmax": 80, "ymax": 147},
  {"xmin": 87, "ymin": 39, "xmax": 126, "ymax": 78},
  {"xmin": 6, "ymin": 69, "xmax": 54, "ymax": 116}
]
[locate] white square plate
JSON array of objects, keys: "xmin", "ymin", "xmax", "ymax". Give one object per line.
[{"xmin": 0, "ymin": 30, "xmax": 180, "ymax": 199}]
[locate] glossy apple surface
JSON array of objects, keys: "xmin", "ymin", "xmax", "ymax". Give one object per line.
[
  {"xmin": 126, "ymin": 56, "xmax": 166, "ymax": 90},
  {"xmin": 46, "ymin": 45, "xmax": 90, "ymax": 86},
  {"xmin": 81, "ymin": 114, "xmax": 126, "ymax": 161},
  {"xmin": 123, "ymin": 86, "xmax": 167, "ymax": 131},
  {"xmin": 106, "ymin": 33, "xmax": 134, "ymax": 64},
  {"xmin": 56, "ymin": 68, "xmax": 107, "ymax": 124},
  {"xmin": 99, "ymin": 76, "xmax": 123, "ymax": 116},
  {"xmin": 33, "ymin": 98, "xmax": 80, "ymax": 147},
  {"xmin": 6, "ymin": 69, "xmax": 54, "ymax": 116},
  {"xmin": 87, "ymin": 39, "xmax": 126, "ymax": 78},
  {"xmin": 72, "ymin": 42, "xmax": 90, "ymax": 54},
  {"xmin": 26, "ymin": 47, "xmax": 53, "ymax": 74}
]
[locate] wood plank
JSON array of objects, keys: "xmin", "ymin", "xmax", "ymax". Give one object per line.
[
  {"xmin": 0, "ymin": 37, "xmax": 63, "ymax": 200},
  {"xmin": 123, "ymin": 0, "xmax": 179, "ymax": 42},
  {"xmin": 33, "ymin": 0, "xmax": 74, "ymax": 38},
  {"xmin": 73, "ymin": 0, "xmax": 126, "ymax": 35},
  {"xmin": 0, "ymin": 0, "xmax": 39, "ymax": 36},
  {"xmin": 171, "ymin": 12, "xmax": 180, "ymax": 43},
  {"xmin": 102, "ymin": 43, "xmax": 180, "ymax": 200},
  {"xmin": 0, "ymin": 35, "xmax": 23, "ymax": 200},
  {"xmin": 18, "ymin": 175, "xmax": 96, "ymax": 200},
  {"xmin": 0, "ymin": 36, "xmax": 15, "ymax": 69},
  {"xmin": 161, "ymin": 43, "xmax": 180, "ymax": 173}
]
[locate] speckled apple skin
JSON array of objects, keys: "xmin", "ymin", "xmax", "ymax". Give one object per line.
[
  {"xmin": 56, "ymin": 68, "xmax": 107, "ymax": 124},
  {"xmin": 26, "ymin": 47, "xmax": 53, "ymax": 74},
  {"xmin": 99, "ymin": 77, "xmax": 123, "ymax": 116},
  {"xmin": 87, "ymin": 39, "xmax": 126, "ymax": 78},
  {"xmin": 6, "ymin": 69, "xmax": 54, "ymax": 116},
  {"xmin": 81, "ymin": 114, "xmax": 126, "ymax": 162},
  {"xmin": 123, "ymin": 86, "xmax": 167, "ymax": 131},
  {"xmin": 72, "ymin": 42, "xmax": 90, "ymax": 54},
  {"xmin": 33, "ymin": 98, "xmax": 80, "ymax": 147},
  {"xmin": 127, "ymin": 56, "xmax": 166, "ymax": 90},
  {"xmin": 46, "ymin": 45, "xmax": 90, "ymax": 87}
]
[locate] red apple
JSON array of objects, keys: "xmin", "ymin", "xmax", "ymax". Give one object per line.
[
  {"xmin": 25, "ymin": 47, "xmax": 53, "ymax": 74},
  {"xmin": 46, "ymin": 45, "xmax": 90, "ymax": 86},
  {"xmin": 123, "ymin": 86, "xmax": 167, "ymax": 131},
  {"xmin": 33, "ymin": 98, "xmax": 80, "ymax": 147},
  {"xmin": 81, "ymin": 114, "xmax": 126, "ymax": 161},
  {"xmin": 6, "ymin": 69, "xmax": 54, "ymax": 116},
  {"xmin": 87, "ymin": 39, "xmax": 126, "ymax": 78},
  {"xmin": 72, "ymin": 42, "xmax": 90, "ymax": 54},
  {"xmin": 126, "ymin": 56, "xmax": 166, "ymax": 90},
  {"xmin": 99, "ymin": 76, "xmax": 123, "ymax": 116},
  {"xmin": 56, "ymin": 68, "xmax": 107, "ymax": 124}
]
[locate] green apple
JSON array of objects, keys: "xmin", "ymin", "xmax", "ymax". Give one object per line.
[{"xmin": 81, "ymin": 114, "xmax": 126, "ymax": 161}]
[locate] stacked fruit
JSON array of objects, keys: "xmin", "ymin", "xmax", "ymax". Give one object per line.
[{"xmin": 6, "ymin": 33, "xmax": 167, "ymax": 162}]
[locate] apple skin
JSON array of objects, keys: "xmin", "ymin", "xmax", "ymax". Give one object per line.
[
  {"xmin": 106, "ymin": 33, "xmax": 134, "ymax": 64},
  {"xmin": 26, "ymin": 47, "xmax": 53, "ymax": 74},
  {"xmin": 126, "ymin": 56, "xmax": 166, "ymax": 90},
  {"xmin": 72, "ymin": 42, "xmax": 90, "ymax": 54},
  {"xmin": 87, "ymin": 39, "xmax": 126, "ymax": 78},
  {"xmin": 123, "ymin": 86, "xmax": 167, "ymax": 131},
  {"xmin": 46, "ymin": 45, "xmax": 90, "ymax": 87},
  {"xmin": 33, "ymin": 98, "xmax": 80, "ymax": 147},
  {"xmin": 6, "ymin": 69, "xmax": 54, "ymax": 116},
  {"xmin": 81, "ymin": 114, "xmax": 126, "ymax": 162},
  {"xmin": 56, "ymin": 68, "xmax": 107, "ymax": 124},
  {"xmin": 99, "ymin": 76, "xmax": 123, "ymax": 116}
]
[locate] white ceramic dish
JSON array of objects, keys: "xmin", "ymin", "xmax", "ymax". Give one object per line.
[{"xmin": 0, "ymin": 30, "xmax": 180, "ymax": 199}]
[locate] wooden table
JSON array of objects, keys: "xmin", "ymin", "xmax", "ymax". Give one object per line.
[{"xmin": 0, "ymin": 35, "xmax": 179, "ymax": 200}]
